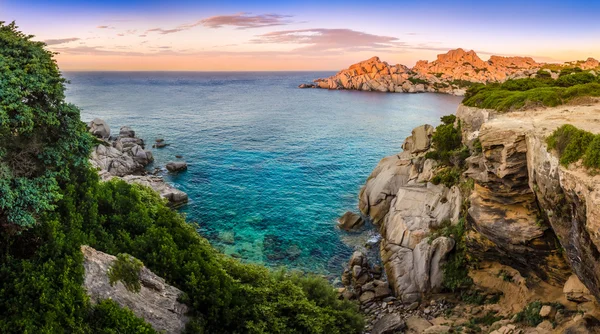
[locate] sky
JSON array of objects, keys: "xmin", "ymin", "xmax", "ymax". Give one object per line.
[{"xmin": 2, "ymin": 0, "xmax": 600, "ymax": 71}]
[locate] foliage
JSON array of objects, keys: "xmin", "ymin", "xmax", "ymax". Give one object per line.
[
  {"xmin": 425, "ymin": 115, "xmax": 469, "ymax": 168},
  {"xmin": 408, "ymin": 77, "xmax": 428, "ymax": 85},
  {"xmin": 0, "ymin": 21, "xmax": 93, "ymax": 227},
  {"xmin": 108, "ymin": 253, "xmax": 144, "ymax": 293},
  {"xmin": 0, "ymin": 22, "xmax": 364, "ymax": 334},
  {"xmin": 86, "ymin": 300, "xmax": 157, "ymax": 334},
  {"xmin": 470, "ymin": 311, "xmax": 503, "ymax": 326},
  {"xmin": 583, "ymin": 135, "xmax": 600, "ymax": 169},
  {"xmin": 546, "ymin": 124, "xmax": 594, "ymax": 166},
  {"xmin": 462, "ymin": 71, "xmax": 600, "ymax": 111},
  {"xmin": 514, "ymin": 301, "xmax": 543, "ymax": 326},
  {"xmin": 546, "ymin": 124, "xmax": 600, "ymax": 169},
  {"xmin": 450, "ymin": 79, "xmax": 478, "ymax": 88},
  {"xmin": 431, "ymin": 168, "xmax": 461, "ymax": 188},
  {"xmin": 440, "ymin": 218, "xmax": 473, "ymax": 291}
]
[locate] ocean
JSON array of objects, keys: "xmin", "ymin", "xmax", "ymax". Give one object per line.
[{"xmin": 64, "ymin": 71, "xmax": 462, "ymax": 278}]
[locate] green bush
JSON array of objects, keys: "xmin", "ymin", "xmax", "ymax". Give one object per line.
[
  {"xmin": 515, "ymin": 301, "xmax": 543, "ymax": 326},
  {"xmin": 547, "ymin": 124, "xmax": 600, "ymax": 169},
  {"xmin": 425, "ymin": 115, "xmax": 469, "ymax": 168},
  {"xmin": 555, "ymin": 72, "xmax": 597, "ymax": 87},
  {"xmin": 87, "ymin": 300, "xmax": 157, "ymax": 334},
  {"xmin": 0, "ymin": 21, "xmax": 93, "ymax": 227},
  {"xmin": 108, "ymin": 253, "xmax": 144, "ymax": 293},
  {"xmin": 547, "ymin": 124, "xmax": 594, "ymax": 166},
  {"xmin": 431, "ymin": 168, "xmax": 461, "ymax": 188},
  {"xmin": 462, "ymin": 72, "xmax": 600, "ymax": 111},
  {"xmin": 583, "ymin": 135, "xmax": 600, "ymax": 169}
]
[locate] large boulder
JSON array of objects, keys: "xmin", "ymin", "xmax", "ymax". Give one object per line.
[
  {"xmin": 372, "ymin": 313, "xmax": 405, "ymax": 334},
  {"xmin": 564, "ymin": 275, "xmax": 593, "ymax": 303},
  {"xmin": 166, "ymin": 161, "xmax": 187, "ymax": 173},
  {"xmin": 88, "ymin": 118, "xmax": 110, "ymax": 139},
  {"xmin": 337, "ymin": 211, "xmax": 365, "ymax": 231},
  {"xmin": 119, "ymin": 126, "xmax": 135, "ymax": 138},
  {"xmin": 82, "ymin": 245, "xmax": 188, "ymax": 334}
]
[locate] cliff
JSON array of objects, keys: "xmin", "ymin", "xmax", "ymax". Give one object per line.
[
  {"xmin": 347, "ymin": 101, "xmax": 600, "ymax": 332},
  {"xmin": 304, "ymin": 48, "xmax": 599, "ymax": 96}
]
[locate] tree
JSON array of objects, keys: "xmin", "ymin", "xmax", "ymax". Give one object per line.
[{"xmin": 0, "ymin": 21, "xmax": 92, "ymax": 227}]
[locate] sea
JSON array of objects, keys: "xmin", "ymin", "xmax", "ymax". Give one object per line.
[{"xmin": 64, "ymin": 71, "xmax": 462, "ymax": 278}]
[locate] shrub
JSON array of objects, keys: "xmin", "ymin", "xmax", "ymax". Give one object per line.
[
  {"xmin": 555, "ymin": 72, "xmax": 597, "ymax": 87},
  {"xmin": 546, "ymin": 124, "xmax": 600, "ymax": 169},
  {"xmin": 87, "ymin": 300, "xmax": 157, "ymax": 334},
  {"xmin": 0, "ymin": 21, "xmax": 93, "ymax": 227},
  {"xmin": 408, "ymin": 77, "xmax": 428, "ymax": 85},
  {"xmin": 108, "ymin": 253, "xmax": 144, "ymax": 293},
  {"xmin": 431, "ymin": 168, "xmax": 461, "ymax": 188},
  {"xmin": 515, "ymin": 301, "xmax": 543, "ymax": 326},
  {"xmin": 547, "ymin": 124, "xmax": 594, "ymax": 166},
  {"xmin": 583, "ymin": 135, "xmax": 600, "ymax": 169}
]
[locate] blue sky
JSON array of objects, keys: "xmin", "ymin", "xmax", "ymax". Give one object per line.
[{"xmin": 2, "ymin": 0, "xmax": 599, "ymax": 70}]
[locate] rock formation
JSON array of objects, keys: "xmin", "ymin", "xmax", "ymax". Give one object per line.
[
  {"xmin": 307, "ymin": 48, "xmax": 600, "ymax": 96},
  {"xmin": 82, "ymin": 245, "xmax": 189, "ymax": 334},
  {"xmin": 356, "ymin": 124, "xmax": 461, "ymax": 302},
  {"xmin": 88, "ymin": 120, "xmax": 188, "ymax": 207},
  {"xmin": 457, "ymin": 103, "xmax": 600, "ymax": 300},
  {"xmin": 350, "ymin": 99, "xmax": 600, "ymax": 330}
]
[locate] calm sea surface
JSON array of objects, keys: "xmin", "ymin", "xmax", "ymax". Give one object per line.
[{"xmin": 64, "ymin": 71, "xmax": 461, "ymax": 277}]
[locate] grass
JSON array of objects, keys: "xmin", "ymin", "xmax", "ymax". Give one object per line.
[{"xmin": 462, "ymin": 71, "xmax": 600, "ymax": 111}]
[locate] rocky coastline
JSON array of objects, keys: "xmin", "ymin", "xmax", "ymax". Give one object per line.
[
  {"xmin": 300, "ymin": 48, "xmax": 599, "ymax": 96},
  {"xmin": 87, "ymin": 118, "xmax": 188, "ymax": 207},
  {"xmin": 338, "ymin": 101, "xmax": 600, "ymax": 333}
]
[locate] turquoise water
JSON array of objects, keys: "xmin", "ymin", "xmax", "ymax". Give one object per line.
[{"xmin": 64, "ymin": 72, "xmax": 461, "ymax": 277}]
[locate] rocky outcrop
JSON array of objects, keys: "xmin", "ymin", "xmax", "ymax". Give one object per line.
[
  {"xmin": 356, "ymin": 124, "xmax": 462, "ymax": 302},
  {"xmin": 457, "ymin": 103, "xmax": 600, "ymax": 300},
  {"xmin": 307, "ymin": 49, "xmax": 600, "ymax": 96},
  {"xmin": 89, "ymin": 119, "xmax": 188, "ymax": 207},
  {"xmin": 82, "ymin": 245, "xmax": 189, "ymax": 334}
]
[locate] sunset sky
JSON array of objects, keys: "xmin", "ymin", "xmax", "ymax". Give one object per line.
[{"xmin": 3, "ymin": 0, "xmax": 600, "ymax": 71}]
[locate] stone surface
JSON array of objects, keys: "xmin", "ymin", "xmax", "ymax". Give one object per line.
[
  {"xmin": 405, "ymin": 316, "xmax": 433, "ymax": 333},
  {"xmin": 564, "ymin": 275, "xmax": 593, "ymax": 303},
  {"xmin": 166, "ymin": 161, "xmax": 188, "ymax": 172},
  {"xmin": 371, "ymin": 313, "xmax": 405, "ymax": 334},
  {"xmin": 337, "ymin": 211, "xmax": 365, "ymax": 231},
  {"xmin": 88, "ymin": 118, "xmax": 111, "ymax": 139},
  {"xmin": 539, "ymin": 305, "xmax": 554, "ymax": 318},
  {"xmin": 82, "ymin": 245, "xmax": 188, "ymax": 334}
]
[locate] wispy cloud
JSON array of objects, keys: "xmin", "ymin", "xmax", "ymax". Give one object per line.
[
  {"xmin": 44, "ymin": 38, "xmax": 80, "ymax": 46},
  {"xmin": 146, "ymin": 12, "xmax": 294, "ymax": 35},
  {"xmin": 97, "ymin": 25, "xmax": 114, "ymax": 29},
  {"xmin": 251, "ymin": 29, "xmax": 403, "ymax": 52},
  {"xmin": 200, "ymin": 13, "xmax": 293, "ymax": 29}
]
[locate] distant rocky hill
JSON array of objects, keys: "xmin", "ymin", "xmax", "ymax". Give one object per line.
[{"xmin": 300, "ymin": 48, "xmax": 599, "ymax": 96}]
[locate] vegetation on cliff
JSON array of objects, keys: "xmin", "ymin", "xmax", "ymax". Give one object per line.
[
  {"xmin": 0, "ymin": 22, "xmax": 363, "ymax": 333},
  {"xmin": 462, "ymin": 71, "xmax": 600, "ymax": 111},
  {"xmin": 547, "ymin": 124, "xmax": 600, "ymax": 169}
]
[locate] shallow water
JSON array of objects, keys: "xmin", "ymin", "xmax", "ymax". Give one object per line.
[{"xmin": 64, "ymin": 71, "xmax": 462, "ymax": 276}]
